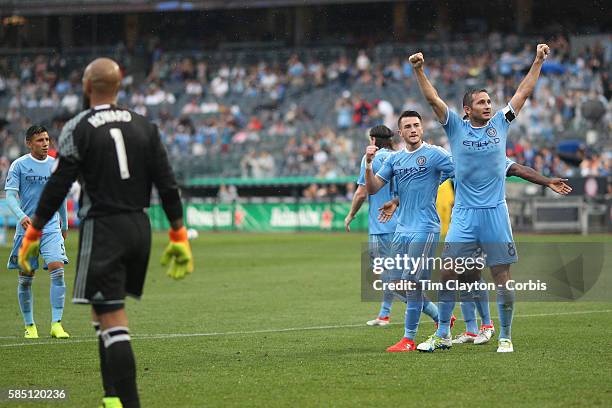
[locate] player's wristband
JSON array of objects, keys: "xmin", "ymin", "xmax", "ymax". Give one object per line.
[
  {"xmin": 169, "ymin": 226, "xmax": 188, "ymax": 242},
  {"xmin": 24, "ymin": 225, "xmax": 43, "ymax": 240},
  {"xmin": 365, "ymin": 161, "xmax": 372, "ymax": 170}
]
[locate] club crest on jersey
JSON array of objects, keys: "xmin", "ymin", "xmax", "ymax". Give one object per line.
[
  {"xmin": 416, "ymin": 156, "xmax": 427, "ymax": 166},
  {"xmin": 486, "ymin": 127, "xmax": 497, "ymax": 137}
]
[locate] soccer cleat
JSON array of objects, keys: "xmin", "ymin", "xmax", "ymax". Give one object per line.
[
  {"xmin": 416, "ymin": 334, "xmax": 452, "ymax": 352},
  {"xmin": 497, "ymin": 338, "xmax": 514, "ymax": 353},
  {"xmin": 452, "ymin": 332, "xmax": 478, "ymax": 344},
  {"xmin": 50, "ymin": 322, "xmax": 70, "ymax": 339},
  {"xmin": 99, "ymin": 397, "xmax": 123, "ymax": 408},
  {"xmin": 24, "ymin": 324, "xmax": 39, "ymax": 339},
  {"xmin": 366, "ymin": 316, "xmax": 390, "ymax": 326},
  {"xmin": 474, "ymin": 324, "xmax": 495, "ymax": 345},
  {"xmin": 386, "ymin": 337, "xmax": 415, "ymax": 352}
]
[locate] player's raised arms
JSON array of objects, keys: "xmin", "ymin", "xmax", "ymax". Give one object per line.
[
  {"xmin": 408, "ymin": 52, "xmax": 449, "ymax": 124},
  {"xmin": 509, "ymin": 44, "xmax": 550, "ymax": 116}
]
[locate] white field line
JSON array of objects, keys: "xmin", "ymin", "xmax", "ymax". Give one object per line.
[{"xmin": 1, "ymin": 309, "xmax": 611, "ymax": 348}]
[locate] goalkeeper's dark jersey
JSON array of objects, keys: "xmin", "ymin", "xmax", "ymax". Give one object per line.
[{"xmin": 35, "ymin": 104, "xmax": 182, "ymax": 225}]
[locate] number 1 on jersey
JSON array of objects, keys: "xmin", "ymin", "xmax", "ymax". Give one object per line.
[{"xmin": 109, "ymin": 128, "xmax": 131, "ymax": 179}]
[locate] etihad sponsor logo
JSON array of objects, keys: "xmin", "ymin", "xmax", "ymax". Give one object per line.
[
  {"xmin": 25, "ymin": 175, "xmax": 51, "ymax": 183},
  {"xmin": 462, "ymin": 138, "xmax": 500, "ymax": 148},
  {"xmin": 393, "ymin": 166, "xmax": 426, "ymax": 179}
]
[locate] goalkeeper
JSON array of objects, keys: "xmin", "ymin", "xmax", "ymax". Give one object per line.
[{"xmin": 19, "ymin": 57, "xmax": 193, "ymax": 408}]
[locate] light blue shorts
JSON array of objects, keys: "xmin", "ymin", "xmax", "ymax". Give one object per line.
[
  {"xmin": 443, "ymin": 202, "xmax": 517, "ymax": 267},
  {"xmin": 8, "ymin": 231, "xmax": 69, "ymax": 271},
  {"xmin": 369, "ymin": 233, "xmax": 394, "ymax": 284},
  {"xmin": 391, "ymin": 231, "xmax": 440, "ymax": 282},
  {"xmin": 369, "ymin": 233, "xmax": 394, "ymax": 259}
]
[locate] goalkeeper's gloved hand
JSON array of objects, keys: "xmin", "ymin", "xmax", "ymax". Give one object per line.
[
  {"xmin": 18, "ymin": 225, "xmax": 42, "ymax": 275},
  {"xmin": 160, "ymin": 226, "xmax": 194, "ymax": 280}
]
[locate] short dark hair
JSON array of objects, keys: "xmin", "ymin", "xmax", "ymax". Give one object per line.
[
  {"xmin": 25, "ymin": 125, "xmax": 47, "ymax": 142},
  {"xmin": 369, "ymin": 125, "xmax": 394, "ymax": 149},
  {"xmin": 369, "ymin": 125, "xmax": 394, "ymax": 139},
  {"xmin": 462, "ymin": 88, "xmax": 489, "ymax": 108},
  {"xmin": 397, "ymin": 110, "xmax": 422, "ymax": 128}
]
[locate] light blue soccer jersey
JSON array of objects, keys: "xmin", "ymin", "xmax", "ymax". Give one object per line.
[
  {"xmin": 442, "ymin": 157, "xmax": 515, "ymax": 184},
  {"xmin": 376, "ymin": 143, "xmax": 454, "ymax": 233},
  {"xmin": 5, "ymin": 154, "xmax": 61, "ymax": 235},
  {"xmin": 358, "ymin": 148, "xmax": 397, "ymax": 235},
  {"xmin": 442, "ymin": 104, "xmax": 516, "ymax": 208}
]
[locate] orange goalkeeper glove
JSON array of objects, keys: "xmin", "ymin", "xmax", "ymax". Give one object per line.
[
  {"xmin": 18, "ymin": 225, "xmax": 42, "ymax": 275},
  {"xmin": 160, "ymin": 227, "xmax": 194, "ymax": 280}
]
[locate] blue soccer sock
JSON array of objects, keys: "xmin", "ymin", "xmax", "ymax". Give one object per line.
[
  {"xmin": 459, "ymin": 302, "xmax": 479, "ymax": 334},
  {"xmin": 50, "ymin": 268, "xmax": 66, "ymax": 323},
  {"xmin": 459, "ymin": 289, "xmax": 479, "ymax": 333},
  {"xmin": 421, "ymin": 296, "xmax": 439, "ymax": 323},
  {"xmin": 404, "ymin": 288, "xmax": 424, "ymax": 340},
  {"xmin": 377, "ymin": 289, "xmax": 395, "ymax": 318},
  {"xmin": 496, "ymin": 287, "xmax": 515, "ymax": 340},
  {"xmin": 17, "ymin": 275, "xmax": 34, "ymax": 326},
  {"xmin": 474, "ymin": 277, "xmax": 492, "ymax": 326},
  {"xmin": 435, "ymin": 288, "xmax": 455, "ymax": 338}
]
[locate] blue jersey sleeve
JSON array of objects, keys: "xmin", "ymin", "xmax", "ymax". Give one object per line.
[
  {"xmin": 5, "ymin": 160, "xmax": 20, "ymax": 191},
  {"xmin": 392, "ymin": 176, "xmax": 398, "ymax": 197},
  {"xmin": 357, "ymin": 156, "xmax": 366, "ymax": 186},
  {"xmin": 58, "ymin": 200, "xmax": 68, "ymax": 231},
  {"xmin": 439, "ymin": 154, "xmax": 455, "ymax": 184},
  {"xmin": 6, "ymin": 189, "xmax": 27, "ymax": 221},
  {"xmin": 375, "ymin": 154, "xmax": 394, "ymax": 183},
  {"xmin": 493, "ymin": 103, "xmax": 517, "ymax": 133},
  {"xmin": 440, "ymin": 171, "xmax": 453, "ymax": 184},
  {"xmin": 434, "ymin": 147, "xmax": 454, "ymax": 175},
  {"xmin": 441, "ymin": 107, "xmax": 464, "ymax": 140},
  {"xmin": 505, "ymin": 158, "xmax": 515, "ymax": 174}
]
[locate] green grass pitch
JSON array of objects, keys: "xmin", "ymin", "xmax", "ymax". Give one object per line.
[{"xmin": 1, "ymin": 232, "xmax": 611, "ymax": 407}]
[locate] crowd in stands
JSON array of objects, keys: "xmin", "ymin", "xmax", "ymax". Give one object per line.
[{"xmin": 1, "ymin": 33, "xmax": 611, "ymax": 184}]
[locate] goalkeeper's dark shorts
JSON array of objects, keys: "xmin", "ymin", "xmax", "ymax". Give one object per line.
[{"xmin": 72, "ymin": 212, "xmax": 152, "ymax": 307}]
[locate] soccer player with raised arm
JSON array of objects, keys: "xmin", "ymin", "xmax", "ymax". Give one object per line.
[
  {"xmin": 452, "ymin": 159, "xmax": 571, "ymax": 345},
  {"xmin": 417, "ymin": 158, "xmax": 569, "ymax": 346},
  {"xmin": 18, "ymin": 58, "xmax": 193, "ymax": 408},
  {"xmin": 364, "ymin": 111, "xmax": 455, "ymax": 352},
  {"xmin": 5, "ymin": 125, "xmax": 70, "ymax": 339},
  {"xmin": 409, "ymin": 44, "xmax": 550, "ymax": 353},
  {"xmin": 378, "ymin": 158, "xmax": 572, "ymax": 345},
  {"xmin": 380, "ymin": 158, "xmax": 572, "ymax": 345},
  {"xmin": 345, "ymin": 125, "xmax": 439, "ymax": 328}
]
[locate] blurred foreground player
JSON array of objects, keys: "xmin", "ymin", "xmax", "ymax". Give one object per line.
[{"xmin": 18, "ymin": 58, "xmax": 194, "ymax": 408}]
